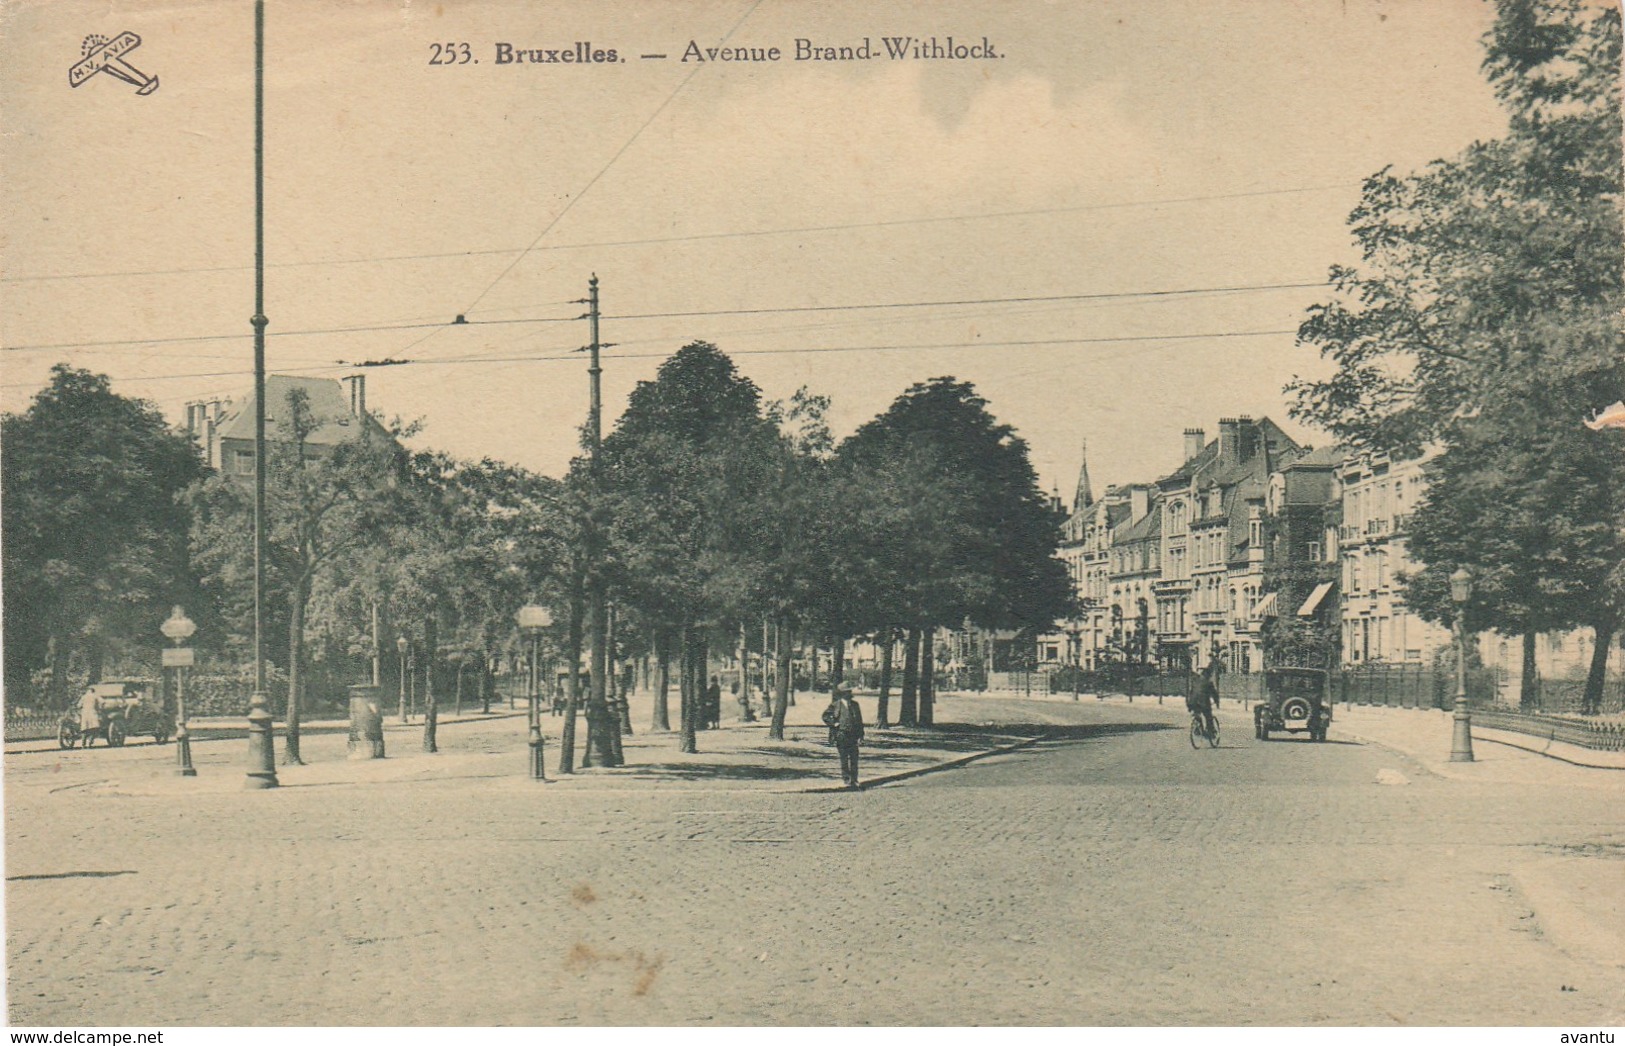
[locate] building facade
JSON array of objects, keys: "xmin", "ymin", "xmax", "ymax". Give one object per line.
[
  {"xmin": 186, "ymin": 374, "xmax": 387, "ymax": 478},
  {"xmin": 1333, "ymin": 451, "xmax": 1448, "ymax": 665}
]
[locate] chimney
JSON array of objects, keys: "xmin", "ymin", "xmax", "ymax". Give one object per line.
[
  {"xmin": 1183, "ymin": 428, "xmax": 1205, "ymax": 463},
  {"xmin": 1218, "ymin": 418, "xmax": 1241, "ymax": 465},
  {"xmin": 344, "ymin": 374, "xmax": 367, "ymax": 418},
  {"xmin": 1130, "ymin": 484, "xmax": 1150, "ymax": 522},
  {"xmin": 1238, "ymin": 415, "xmax": 1258, "ymax": 461},
  {"xmin": 202, "ymin": 412, "xmax": 218, "ymax": 470}
]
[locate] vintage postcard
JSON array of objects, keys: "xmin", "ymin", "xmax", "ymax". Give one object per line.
[{"xmin": 2, "ymin": 0, "xmax": 1621, "ymax": 1033}]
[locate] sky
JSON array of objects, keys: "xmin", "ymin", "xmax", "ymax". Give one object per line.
[{"xmin": 0, "ymin": 0, "xmax": 1511, "ymax": 496}]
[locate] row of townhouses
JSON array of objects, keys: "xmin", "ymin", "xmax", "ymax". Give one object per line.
[{"xmin": 1040, "ymin": 417, "xmax": 1621, "ymax": 685}]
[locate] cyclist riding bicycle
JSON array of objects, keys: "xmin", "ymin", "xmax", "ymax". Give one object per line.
[{"xmin": 1186, "ymin": 660, "xmax": 1221, "ymax": 740}]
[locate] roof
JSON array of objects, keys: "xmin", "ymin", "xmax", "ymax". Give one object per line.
[
  {"xmin": 1283, "ymin": 444, "xmax": 1344, "ymax": 470},
  {"xmin": 1111, "ymin": 500, "xmax": 1162, "ymax": 544},
  {"xmin": 215, "ymin": 375, "xmax": 383, "ymax": 448},
  {"xmin": 1159, "ymin": 440, "xmax": 1218, "ymax": 486},
  {"xmin": 1226, "ymin": 475, "xmax": 1265, "ymax": 563}
]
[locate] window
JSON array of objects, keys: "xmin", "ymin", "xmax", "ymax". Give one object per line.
[
  {"xmin": 232, "ymin": 449, "xmax": 254, "ymax": 475},
  {"xmin": 1307, "ymin": 541, "xmax": 1321, "ymax": 563}
]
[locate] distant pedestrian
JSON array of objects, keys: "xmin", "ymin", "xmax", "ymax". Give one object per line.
[
  {"xmin": 78, "ymin": 687, "xmax": 102, "ymax": 746},
  {"xmin": 822, "ymin": 684, "xmax": 865, "ymax": 788},
  {"xmin": 705, "ymin": 676, "xmax": 722, "ymax": 730}
]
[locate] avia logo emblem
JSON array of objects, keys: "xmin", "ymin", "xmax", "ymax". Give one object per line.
[{"xmin": 69, "ymin": 32, "xmax": 159, "ymax": 96}]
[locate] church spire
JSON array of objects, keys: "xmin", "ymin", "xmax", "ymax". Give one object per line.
[{"xmin": 1073, "ymin": 438, "xmax": 1094, "ymax": 512}]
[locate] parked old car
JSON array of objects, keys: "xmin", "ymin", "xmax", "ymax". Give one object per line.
[
  {"xmin": 58, "ymin": 679, "xmax": 170, "ymax": 749},
  {"xmin": 1254, "ymin": 667, "xmax": 1332, "ymax": 742}
]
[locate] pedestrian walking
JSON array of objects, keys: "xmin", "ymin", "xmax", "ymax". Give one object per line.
[
  {"xmin": 822, "ymin": 684, "xmax": 865, "ymax": 788},
  {"xmin": 705, "ymin": 676, "xmax": 722, "ymax": 730},
  {"xmin": 822, "ymin": 689, "xmax": 840, "ymax": 746},
  {"xmin": 77, "ymin": 687, "xmax": 102, "ymax": 746}
]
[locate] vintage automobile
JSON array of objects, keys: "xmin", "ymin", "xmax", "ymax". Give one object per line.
[
  {"xmin": 1254, "ymin": 667, "xmax": 1332, "ymax": 742},
  {"xmin": 58, "ymin": 679, "xmax": 171, "ymax": 749}
]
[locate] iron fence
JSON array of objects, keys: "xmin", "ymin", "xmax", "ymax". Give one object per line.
[
  {"xmin": 3, "ymin": 711, "xmax": 62, "ymax": 742},
  {"xmin": 1472, "ymin": 709, "xmax": 1625, "ymax": 752}
]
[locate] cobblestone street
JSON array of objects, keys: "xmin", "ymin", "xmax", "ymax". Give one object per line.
[{"xmin": 7, "ymin": 696, "xmax": 1623, "ymax": 1026}]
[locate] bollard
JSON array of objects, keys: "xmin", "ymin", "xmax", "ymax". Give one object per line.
[
  {"xmin": 174, "ymin": 666, "xmax": 196, "ymax": 777},
  {"xmin": 529, "ymin": 725, "xmax": 546, "ymax": 781},
  {"xmin": 347, "ymin": 684, "xmax": 386, "ymax": 760},
  {"xmin": 244, "ymin": 689, "xmax": 279, "ymax": 789}
]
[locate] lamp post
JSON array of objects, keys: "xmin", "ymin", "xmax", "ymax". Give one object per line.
[
  {"xmin": 517, "ymin": 605, "xmax": 553, "ymax": 781},
  {"xmin": 396, "ymin": 635, "xmax": 409, "ymax": 723},
  {"xmin": 243, "ymin": 0, "xmax": 278, "ymax": 792},
  {"xmin": 1449, "ymin": 568, "xmax": 1475, "ymax": 762},
  {"xmin": 160, "ymin": 606, "xmax": 197, "ymax": 777}
]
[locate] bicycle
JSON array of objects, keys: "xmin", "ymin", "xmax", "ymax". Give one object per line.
[{"xmin": 1189, "ymin": 710, "xmax": 1219, "ymax": 749}]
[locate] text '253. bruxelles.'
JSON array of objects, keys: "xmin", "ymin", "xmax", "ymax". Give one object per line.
[{"xmin": 426, "ymin": 41, "xmax": 621, "ymax": 65}]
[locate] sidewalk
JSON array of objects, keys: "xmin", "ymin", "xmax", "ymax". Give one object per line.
[
  {"xmin": 3, "ymin": 688, "xmax": 1040, "ymax": 798},
  {"xmin": 1328, "ymin": 703, "xmax": 1625, "ymax": 785},
  {"xmin": 1016, "ymin": 686, "xmax": 1625, "ymax": 782}
]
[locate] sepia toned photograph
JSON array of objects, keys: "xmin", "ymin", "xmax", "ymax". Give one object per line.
[{"xmin": 1, "ymin": 0, "xmax": 1621, "ymax": 1031}]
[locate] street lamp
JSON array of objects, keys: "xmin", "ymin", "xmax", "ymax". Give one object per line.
[
  {"xmin": 1449, "ymin": 568, "xmax": 1475, "ymax": 762},
  {"xmin": 517, "ymin": 605, "xmax": 553, "ymax": 781},
  {"xmin": 160, "ymin": 606, "xmax": 197, "ymax": 777},
  {"xmin": 396, "ymin": 635, "xmax": 409, "ymax": 723}
]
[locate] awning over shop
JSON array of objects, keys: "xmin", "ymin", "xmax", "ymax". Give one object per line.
[
  {"xmin": 1250, "ymin": 592, "xmax": 1278, "ymax": 620},
  {"xmin": 1298, "ymin": 581, "xmax": 1335, "ymax": 617}
]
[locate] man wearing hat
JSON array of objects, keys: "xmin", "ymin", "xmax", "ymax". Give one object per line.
[{"xmin": 822, "ymin": 683, "xmax": 865, "ymax": 789}]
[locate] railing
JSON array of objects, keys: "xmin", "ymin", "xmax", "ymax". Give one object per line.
[
  {"xmin": 1472, "ymin": 709, "xmax": 1625, "ymax": 752},
  {"xmin": 3, "ymin": 711, "xmax": 62, "ymax": 742}
]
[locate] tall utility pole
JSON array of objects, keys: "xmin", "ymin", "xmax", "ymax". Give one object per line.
[
  {"xmin": 584, "ymin": 275, "xmax": 619, "ymax": 767},
  {"xmin": 244, "ymin": 0, "xmax": 278, "ymax": 790}
]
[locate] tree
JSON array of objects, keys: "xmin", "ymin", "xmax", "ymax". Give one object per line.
[
  {"xmin": 2, "ymin": 366, "xmax": 204, "ymax": 707},
  {"xmin": 437, "ymin": 458, "xmax": 582, "ymax": 767},
  {"xmin": 837, "ymin": 377, "xmax": 1072, "ymax": 725},
  {"xmin": 188, "ymin": 388, "xmax": 406, "ymax": 763},
  {"xmin": 1402, "ymin": 393, "xmax": 1623, "ymax": 709},
  {"xmin": 1288, "ymin": 0, "xmax": 1623, "ymax": 710},
  {"xmin": 598, "ymin": 343, "xmax": 784, "ymax": 753}
]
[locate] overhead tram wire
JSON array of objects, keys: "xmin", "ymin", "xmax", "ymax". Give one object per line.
[
  {"xmin": 1, "ymin": 326, "xmax": 1304, "ymax": 391},
  {"xmin": 0, "ymin": 313, "xmax": 583, "ymax": 355},
  {"xmin": 407, "ymin": 283, "xmax": 1316, "ymax": 369},
  {"xmin": 2, "ymin": 280, "xmax": 1320, "ymax": 356},
  {"xmin": 368, "ymin": 3, "xmax": 767, "ymax": 372},
  {"xmin": 456, "ymin": 0, "xmax": 767, "ymax": 318},
  {"xmin": 599, "ymin": 281, "xmax": 1324, "ymax": 323},
  {"xmin": 0, "ymin": 183, "xmax": 1356, "ymax": 286}
]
